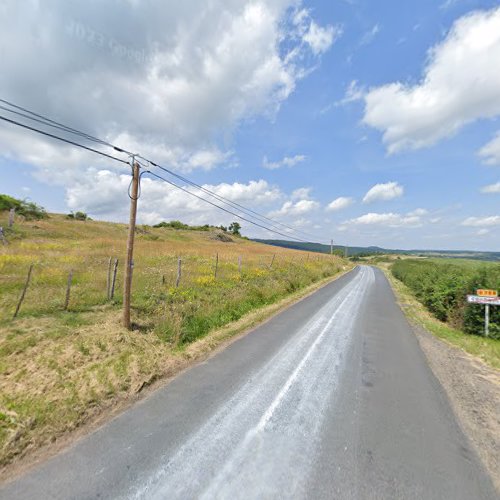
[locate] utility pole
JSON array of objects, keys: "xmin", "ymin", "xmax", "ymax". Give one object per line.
[
  {"xmin": 330, "ymin": 239, "xmax": 333, "ymax": 255},
  {"xmin": 123, "ymin": 160, "xmax": 140, "ymax": 330}
]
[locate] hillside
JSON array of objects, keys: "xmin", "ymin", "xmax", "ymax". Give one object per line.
[
  {"xmin": 254, "ymin": 239, "xmax": 500, "ymax": 262},
  {"xmin": 0, "ymin": 211, "xmax": 347, "ymax": 468}
]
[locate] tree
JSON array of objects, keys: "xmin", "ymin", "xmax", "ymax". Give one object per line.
[{"xmin": 228, "ymin": 222, "xmax": 241, "ymax": 236}]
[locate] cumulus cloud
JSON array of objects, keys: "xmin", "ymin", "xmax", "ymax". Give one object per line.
[
  {"xmin": 270, "ymin": 199, "xmax": 320, "ymax": 218},
  {"xmin": 362, "ymin": 181, "xmax": 404, "ymax": 203},
  {"xmin": 326, "ymin": 196, "xmax": 354, "ymax": 212},
  {"xmin": 269, "ymin": 185, "xmax": 320, "ymax": 217},
  {"xmin": 478, "ymin": 132, "xmax": 500, "ymax": 165},
  {"xmin": 343, "ymin": 211, "xmax": 423, "ymax": 228},
  {"xmin": 262, "ymin": 154, "xmax": 307, "ymax": 170},
  {"xmin": 0, "ymin": 0, "xmax": 338, "ymax": 221},
  {"xmin": 480, "ymin": 182, "xmax": 500, "ymax": 194},
  {"xmin": 66, "ymin": 170, "xmax": 283, "ymax": 228},
  {"xmin": 362, "ymin": 7, "xmax": 500, "ymax": 153},
  {"xmin": 462, "ymin": 216, "xmax": 500, "ymax": 227},
  {"xmin": 293, "ymin": 9, "xmax": 342, "ymax": 56}
]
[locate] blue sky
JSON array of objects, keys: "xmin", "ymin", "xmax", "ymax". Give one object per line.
[{"xmin": 0, "ymin": 0, "xmax": 499, "ymax": 250}]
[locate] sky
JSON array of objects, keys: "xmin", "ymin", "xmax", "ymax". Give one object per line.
[{"xmin": 0, "ymin": 0, "xmax": 499, "ymax": 251}]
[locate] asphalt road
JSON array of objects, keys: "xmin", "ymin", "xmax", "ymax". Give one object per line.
[{"xmin": 1, "ymin": 266, "xmax": 497, "ymax": 499}]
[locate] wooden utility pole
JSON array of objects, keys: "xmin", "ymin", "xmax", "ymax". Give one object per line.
[
  {"xmin": 330, "ymin": 239, "xmax": 333, "ymax": 255},
  {"xmin": 123, "ymin": 161, "xmax": 140, "ymax": 330}
]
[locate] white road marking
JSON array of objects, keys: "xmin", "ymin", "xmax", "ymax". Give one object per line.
[{"xmin": 130, "ymin": 266, "xmax": 375, "ymax": 500}]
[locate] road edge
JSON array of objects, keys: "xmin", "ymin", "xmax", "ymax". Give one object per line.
[
  {"xmin": 0, "ymin": 264, "xmax": 356, "ymax": 484},
  {"xmin": 380, "ymin": 266, "xmax": 500, "ymax": 493}
]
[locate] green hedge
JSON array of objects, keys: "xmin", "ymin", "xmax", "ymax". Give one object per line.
[{"xmin": 392, "ymin": 259, "xmax": 500, "ymax": 339}]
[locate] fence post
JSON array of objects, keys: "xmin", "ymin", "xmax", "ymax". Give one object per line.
[
  {"xmin": 64, "ymin": 270, "xmax": 73, "ymax": 311},
  {"xmin": 14, "ymin": 264, "xmax": 34, "ymax": 318},
  {"xmin": 238, "ymin": 255, "xmax": 242, "ymax": 275},
  {"xmin": 269, "ymin": 254, "xmax": 276, "ymax": 269},
  {"xmin": 214, "ymin": 253, "xmax": 219, "ymax": 279},
  {"xmin": 8, "ymin": 208, "xmax": 15, "ymax": 228},
  {"xmin": 110, "ymin": 258, "xmax": 119, "ymax": 300},
  {"xmin": 106, "ymin": 257, "xmax": 112, "ymax": 299},
  {"xmin": 176, "ymin": 257, "xmax": 182, "ymax": 287}
]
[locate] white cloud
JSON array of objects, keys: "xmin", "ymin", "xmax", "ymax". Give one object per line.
[
  {"xmin": 462, "ymin": 215, "xmax": 500, "ymax": 227},
  {"xmin": 326, "ymin": 196, "xmax": 354, "ymax": 212},
  {"xmin": 478, "ymin": 132, "xmax": 500, "ymax": 165},
  {"xmin": 0, "ymin": 1, "xmax": 339, "ymax": 222},
  {"xmin": 66, "ymin": 170, "xmax": 282, "ymax": 228},
  {"xmin": 362, "ymin": 181, "xmax": 404, "ymax": 203},
  {"xmin": 480, "ymin": 182, "xmax": 500, "ymax": 194},
  {"xmin": 262, "ymin": 154, "xmax": 306, "ymax": 170},
  {"xmin": 407, "ymin": 208, "xmax": 428, "ymax": 216},
  {"xmin": 335, "ymin": 80, "xmax": 365, "ymax": 107},
  {"xmin": 270, "ymin": 199, "xmax": 320, "ymax": 217},
  {"xmin": 343, "ymin": 212, "xmax": 423, "ymax": 228},
  {"xmin": 477, "ymin": 228, "xmax": 490, "ymax": 235},
  {"xmin": 362, "ymin": 7, "xmax": 500, "ymax": 153},
  {"xmin": 290, "ymin": 187, "xmax": 312, "ymax": 200},
  {"xmin": 292, "ymin": 10, "xmax": 342, "ymax": 56}
]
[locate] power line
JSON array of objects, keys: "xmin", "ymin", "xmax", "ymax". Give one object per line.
[
  {"xmin": 144, "ymin": 170, "xmax": 316, "ymax": 243},
  {"xmin": 0, "ymin": 98, "xmax": 326, "ymax": 243},
  {"xmin": 1, "ymin": 97, "xmax": 320, "ymax": 241},
  {"xmin": 0, "ymin": 98, "xmax": 129, "ymax": 153},
  {"xmin": 141, "ymin": 157, "xmax": 323, "ymax": 242},
  {"xmin": 0, "ymin": 114, "xmax": 128, "ymax": 164}
]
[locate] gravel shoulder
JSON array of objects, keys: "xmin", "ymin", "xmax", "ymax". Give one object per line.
[{"xmin": 412, "ymin": 323, "xmax": 500, "ymax": 492}]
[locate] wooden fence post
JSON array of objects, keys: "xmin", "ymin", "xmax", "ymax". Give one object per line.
[
  {"xmin": 64, "ymin": 270, "xmax": 73, "ymax": 311},
  {"xmin": 269, "ymin": 254, "xmax": 276, "ymax": 269},
  {"xmin": 176, "ymin": 257, "xmax": 182, "ymax": 287},
  {"xmin": 214, "ymin": 253, "xmax": 219, "ymax": 279},
  {"xmin": 110, "ymin": 258, "xmax": 118, "ymax": 300},
  {"xmin": 106, "ymin": 257, "xmax": 112, "ymax": 299},
  {"xmin": 8, "ymin": 208, "xmax": 15, "ymax": 228},
  {"xmin": 14, "ymin": 264, "xmax": 34, "ymax": 318},
  {"xmin": 238, "ymin": 255, "xmax": 242, "ymax": 275}
]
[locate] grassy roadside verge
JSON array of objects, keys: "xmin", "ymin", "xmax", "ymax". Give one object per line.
[
  {"xmin": 379, "ymin": 265, "xmax": 500, "ymax": 370},
  {"xmin": 0, "ymin": 261, "xmax": 353, "ymax": 475}
]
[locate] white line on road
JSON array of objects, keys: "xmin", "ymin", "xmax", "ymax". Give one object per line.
[{"xmin": 130, "ymin": 266, "xmax": 375, "ymax": 500}]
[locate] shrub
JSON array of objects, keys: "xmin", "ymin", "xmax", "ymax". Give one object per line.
[
  {"xmin": 392, "ymin": 259, "xmax": 499, "ymax": 339},
  {"xmin": 0, "ymin": 194, "xmax": 47, "ymax": 220}
]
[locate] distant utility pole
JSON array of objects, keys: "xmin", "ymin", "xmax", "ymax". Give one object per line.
[
  {"xmin": 123, "ymin": 160, "xmax": 140, "ymax": 330},
  {"xmin": 345, "ymin": 246, "xmax": 348, "ymax": 258},
  {"xmin": 330, "ymin": 239, "xmax": 333, "ymax": 255}
]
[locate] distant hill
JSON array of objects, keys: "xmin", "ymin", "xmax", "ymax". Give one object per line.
[{"xmin": 253, "ymin": 239, "xmax": 500, "ymax": 262}]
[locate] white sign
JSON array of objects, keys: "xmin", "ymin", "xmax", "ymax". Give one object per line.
[{"xmin": 467, "ymin": 295, "xmax": 500, "ymax": 306}]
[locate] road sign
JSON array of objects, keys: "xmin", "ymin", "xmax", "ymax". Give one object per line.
[
  {"xmin": 467, "ymin": 295, "xmax": 499, "ymax": 337},
  {"xmin": 467, "ymin": 295, "xmax": 500, "ymax": 305},
  {"xmin": 477, "ymin": 289, "xmax": 498, "ymax": 297}
]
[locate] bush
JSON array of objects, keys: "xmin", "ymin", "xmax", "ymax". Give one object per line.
[
  {"xmin": 392, "ymin": 259, "xmax": 500, "ymax": 339},
  {"xmin": 0, "ymin": 194, "xmax": 47, "ymax": 220},
  {"xmin": 67, "ymin": 211, "xmax": 89, "ymax": 221}
]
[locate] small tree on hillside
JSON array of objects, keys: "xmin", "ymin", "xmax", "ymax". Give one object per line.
[{"xmin": 228, "ymin": 222, "xmax": 241, "ymax": 236}]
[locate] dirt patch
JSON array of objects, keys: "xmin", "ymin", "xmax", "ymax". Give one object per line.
[
  {"xmin": 210, "ymin": 232, "xmax": 233, "ymax": 242},
  {"xmin": 412, "ymin": 322, "xmax": 500, "ymax": 491}
]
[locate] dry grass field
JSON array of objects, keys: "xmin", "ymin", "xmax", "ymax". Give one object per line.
[{"xmin": 0, "ymin": 213, "xmax": 346, "ymax": 469}]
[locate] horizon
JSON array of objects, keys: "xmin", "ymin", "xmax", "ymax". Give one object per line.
[{"xmin": 0, "ymin": 1, "xmax": 499, "ymax": 252}]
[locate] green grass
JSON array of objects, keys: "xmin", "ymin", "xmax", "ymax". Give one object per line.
[
  {"xmin": 0, "ymin": 211, "xmax": 349, "ymax": 468},
  {"xmin": 382, "ymin": 265, "xmax": 500, "ymax": 370}
]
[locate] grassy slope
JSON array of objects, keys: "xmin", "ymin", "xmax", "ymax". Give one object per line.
[
  {"xmin": 377, "ymin": 261, "xmax": 500, "ymax": 370},
  {"xmin": 0, "ymin": 213, "xmax": 347, "ymax": 468}
]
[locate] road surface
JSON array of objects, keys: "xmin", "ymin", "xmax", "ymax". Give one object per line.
[{"xmin": 1, "ymin": 266, "xmax": 497, "ymax": 499}]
